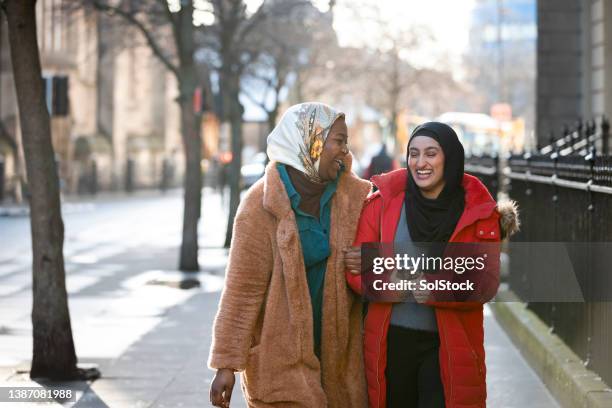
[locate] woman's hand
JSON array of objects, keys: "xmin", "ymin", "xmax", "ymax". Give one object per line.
[
  {"xmin": 411, "ymin": 273, "xmax": 431, "ymax": 304},
  {"xmin": 343, "ymin": 246, "xmax": 361, "ymax": 275},
  {"xmin": 210, "ymin": 368, "xmax": 236, "ymax": 407}
]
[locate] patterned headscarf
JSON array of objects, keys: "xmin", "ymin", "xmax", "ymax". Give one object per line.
[{"xmin": 267, "ymin": 102, "xmax": 344, "ymax": 183}]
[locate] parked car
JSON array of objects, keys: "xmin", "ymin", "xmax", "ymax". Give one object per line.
[{"xmin": 240, "ymin": 152, "xmax": 267, "ymax": 190}]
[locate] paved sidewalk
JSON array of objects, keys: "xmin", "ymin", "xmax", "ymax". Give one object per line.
[
  {"xmin": 0, "ymin": 189, "xmax": 239, "ymax": 407},
  {"xmin": 0, "ymin": 289, "xmax": 247, "ymax": 408},
  {"xmin": 0, "ymin": 295, "xmax": 558, "ymax": 408},
  {"xmin": 484, "ymin": 305, "xmax": 559, "ymax": 407},
  {"xmin": 77, "ymin": 290, "xmax": 247, "ymax": 408},
  {"xmin": 0, "ymin": 188, "xmax": 183, "ymax": 217},
  {"xmin": 0, "ymin": 190, "xmax": 559, "ymax": 407}
]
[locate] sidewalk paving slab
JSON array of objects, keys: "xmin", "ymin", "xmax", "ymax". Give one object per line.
[
  {"xmin": 491, "ymin": 290, "xmax": 612, "ymax": 408},
  {"xmin": 0, "ymin": 190, "xmax": 562, "ymax": 407}
]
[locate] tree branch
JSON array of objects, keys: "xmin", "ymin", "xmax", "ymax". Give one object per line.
[
  {"xmin": 241, "ymin": 86, "xmax": 268, "ymax": 113},
  {"xmin": 156, "ymin": 0, "xmax": 178, "ymax": 34},
  {"xmin": 91, "ymin": 0, "xmax": 179, "ymax": 79},
  {"xmin": 235, "ymin": 0, "xmax": 309, "ymax": 47}
]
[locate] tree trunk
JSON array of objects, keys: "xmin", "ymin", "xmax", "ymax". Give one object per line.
[
  {"xmin": 3, "ymin": 0, "xmax": 78, "ymax": 379},
  {"xmin": 176, "ymin": 1, "xmax": 202, "ymax": 272},
  {"xmin": 178, "ymin": 95, "xmax": 202, "ymax": 271},
  {"xmin": 389, "ymin": 108, "xmax": 398, "ymax": 145},
  {"xmin": 388, "ymin": 51, "xmax": 400, "ymax": 153},
  {"xmin": 267, "ymin": 108, "xmax": 278, "ymax": 134},
  {"xmin": 224, "ymin": 80, "xmax": 243, "ymax": 248}
]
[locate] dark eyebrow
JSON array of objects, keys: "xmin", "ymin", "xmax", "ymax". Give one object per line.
[{"xmin": 410, "ymin": 146, "xmax": 439, "ymax": 151}]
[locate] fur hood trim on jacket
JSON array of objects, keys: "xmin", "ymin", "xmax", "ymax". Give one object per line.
[{"xmin": 497, "ymin": 198, "xmax": 520, "ymax": 239}]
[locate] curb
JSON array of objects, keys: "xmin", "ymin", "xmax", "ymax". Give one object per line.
[
  {"xmin": 0, "ymin": 207, "xmax": 29, "ymax": 217},
  {"xmin": 491, "ymin": 290, "xmax": 612, "ymax": 408},
  {"xmin": 0, "ymin": 187, "xmax": 185, "ymax": 217}
]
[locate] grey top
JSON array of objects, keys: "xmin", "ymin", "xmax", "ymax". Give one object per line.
[{"xmin": 389, "ymin": 203, "xmax": 439, "ymax": 332}]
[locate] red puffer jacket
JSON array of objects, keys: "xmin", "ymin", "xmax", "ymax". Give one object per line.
[{"xmin": 347, "ymin": 169, "xmax": 504, "ymax": 408}]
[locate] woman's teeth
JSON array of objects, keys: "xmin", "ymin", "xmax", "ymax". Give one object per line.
[{"xmin": 416, "ymin": 169, "xmax": 432, "ymax": 177}]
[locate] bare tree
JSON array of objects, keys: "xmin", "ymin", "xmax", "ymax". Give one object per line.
[
  {"xmin": 292, "ymin": 14, "xmax": 349, "ymax": 103},
  {"xmin": 241, "ymin": 4, "xmax": 317, "ymax": 133},
  {"xmin": 1, "ymin": 0, "xmax": 97, "ymax": 380},
  {"xmin": 371, "ymin": 39, "xmax": 420, "ymax": 143},
  {"xmin": 296, "ymin": 4, "xmax": 428, "ymax": 143},
  {"xmin": 79, "ymin": 0, "xmax": 203, "ymax": 271},
  {"xmin": 358, "ymin": 16, "xmax": 435, "ymax": 147},
  {"xmin": 198, "ymin": 0, "xmax": 310, "ymax": 247},
  {"xmin": 204, "ymin": 0, "xmax": 252, "ymax": 248},
  {"xmin": 296, "ymin": 3, "xmax": 475, "ymax": 133}
]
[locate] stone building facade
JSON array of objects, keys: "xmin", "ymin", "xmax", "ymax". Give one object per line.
[
  {"xmin": 0, "ymin": 2, "xmax": 219, "ymax": 201},
  {"xmin": 537, "ymin": 0, "xmax": 612, "ymax": 144}
]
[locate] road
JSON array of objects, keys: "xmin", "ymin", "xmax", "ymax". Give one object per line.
[{"xmin": 0, "ymin": 189, "xmax": 559, "ymax": 407}]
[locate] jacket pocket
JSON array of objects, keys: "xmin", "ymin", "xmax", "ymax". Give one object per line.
[
  {"xmin": 243, "ymin": 335, "xmax": 308, "ymax": 404},
  {"xmin": 474, "ymin": 219, "xmax": 500, "ymax": 240},
  {"xmin": 242, "ymin": 344, "xmax": 263, "ymax": 400}
]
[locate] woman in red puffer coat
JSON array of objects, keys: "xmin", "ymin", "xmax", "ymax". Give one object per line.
[{"xmin": 344, "ymin": 122, "xmax": 519, "ymax": 408}]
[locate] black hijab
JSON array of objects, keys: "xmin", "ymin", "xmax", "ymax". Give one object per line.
[{"xmin": 405, "ymin": 122, "xmax": 465, "ymax": 243}]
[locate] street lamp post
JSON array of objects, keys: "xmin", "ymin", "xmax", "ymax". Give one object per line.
[
  {"xmin": 497, "ymin": 0, "xmax": 505, "ymax": 104},
  {"xmin": 0, "ymin": 12, "xmax": 4, "ymax": 203}
]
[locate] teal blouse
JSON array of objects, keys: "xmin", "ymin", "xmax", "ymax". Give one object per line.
[{"xmin": 277, "ymin": 163, "xmax": 338, "ymax": 359}]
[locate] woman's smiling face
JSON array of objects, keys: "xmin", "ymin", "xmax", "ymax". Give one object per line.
[
  {"xmin": 408, "ymin": 135, "xmax": 446, "ymax": 199},
  {"xmin": 318, "ymin": 117, "xmax": 349, "ymax": 182}
]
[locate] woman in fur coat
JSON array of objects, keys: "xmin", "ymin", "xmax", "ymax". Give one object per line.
[{"xmin": 209, "ymin": 102, "xmax": 371, "ymax": 407}]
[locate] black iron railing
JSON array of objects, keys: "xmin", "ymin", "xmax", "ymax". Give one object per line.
[
  {"xmin": 467, "ymin": 117, "xmax": 612, "ymax": 387},
  {"xmin": 464, "ymin": 154, "xmax": 499, "ymax": 198},
  {"xmin": 538, "ymin": 117, "xmax": 610, "ymax": 157}
]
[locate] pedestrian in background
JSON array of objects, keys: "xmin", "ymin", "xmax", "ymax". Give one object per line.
[
  {"xmin": 344, "ymin": 122, "xmax": 519, "ymax": 408},
  {"xmin": 363, "ymin": 143, "xmax": 398, "ymax": 181},
  {"xmin": 209, "ymin": 102, "xmax": 371, "ymax": 407}
]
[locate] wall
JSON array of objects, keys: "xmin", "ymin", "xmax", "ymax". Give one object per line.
[{"xmin": 537, "ymin": 0, "xmax": 612, "ymax": 145}]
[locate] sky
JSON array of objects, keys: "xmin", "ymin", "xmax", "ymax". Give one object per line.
[
  {"xmin": 332, "ymin": 0, "xmax": 477, "ymax": 72},
  {"xmin": 240, "ymin": 0, "xmax": 478, "ymax": 121},
  {"xmin": 242, "ymin": 0, "xmax": 477, "ymax": 73}
]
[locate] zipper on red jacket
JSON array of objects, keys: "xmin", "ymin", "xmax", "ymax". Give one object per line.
[
  {"xmin": 376, "ymin": 311, "xmax": 390, "ymax": 408},
  {"xmin": 472, "ymin": 349, "xmax": 485, "ymax": 380},
  {"xmin": 379, "ymin": 196, "xmax": 384, "ymax": 242},
  {"xmin": 439, "ymin": 318, "xmax": 454, "ymax": 403},
  {"xmin": 376, "ymin": 197, "xmax": 385, "ymax": 408}
]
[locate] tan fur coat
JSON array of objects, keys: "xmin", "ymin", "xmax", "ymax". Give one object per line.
[{"xmin": 209, "ymin": 155, "xmax": 371, "ymax": 407}]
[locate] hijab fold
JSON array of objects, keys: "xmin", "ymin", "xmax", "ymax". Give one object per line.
[{"xmin": 405, "ymin": 122, "xmax": 465, "ymax": 243}]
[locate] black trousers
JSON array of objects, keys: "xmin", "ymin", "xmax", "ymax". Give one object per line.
[{"xmin": 385, "ymin": 325, "xmax": 446, "ymax": 408}]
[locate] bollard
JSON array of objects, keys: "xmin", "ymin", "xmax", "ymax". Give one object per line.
[
  {"xmin": 125, "ymin": 158, "xmax": 135, "ymax": 193},
  {"xmin": 90, "ymin": 160, "xmax": 98, "ymax": 195},
  {"xmin": 160, "ymin": 158, "xmax": 170, "ymax": 192},
  {"xmin": 0, "ymin": 156, "xmax": 4, "ymax": 202}
]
